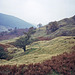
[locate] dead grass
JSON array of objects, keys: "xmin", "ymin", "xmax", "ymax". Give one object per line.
[{"xmin": 0, "ymin": 36, "xmax": 75, "ymax": 65}]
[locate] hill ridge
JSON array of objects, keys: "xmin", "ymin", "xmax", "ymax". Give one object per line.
[{"xmin": 0, "ymin": 13, "xmax": 34, "ymax": 32}]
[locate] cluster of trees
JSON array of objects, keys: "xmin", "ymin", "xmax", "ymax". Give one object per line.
[
  {"xmin": 0, "ymin": 51, "xmax": 75, "ymax": 75},
  {"xmin": 46, "ymin": 21, "xmax": 59, "ymax": 34}
]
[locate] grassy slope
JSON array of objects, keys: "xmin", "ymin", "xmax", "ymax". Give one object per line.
[
  {"xmin": 31, "ymin": 26, "xmax": 47, "ymax": 38},
  {"xmin": 31, "ymin": 25, "xmax": 75, "ymax": 40},
  {"xmin": 0, "ymin": 36, "xmax": 75, "ymax": 65},
  {"xmin": 31, "ymin": 16, "xmax": 75, "ymax": 39}
]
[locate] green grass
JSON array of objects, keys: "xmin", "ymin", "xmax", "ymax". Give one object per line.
[
  {"xmin": 31, "ymin": 23, "xmax": 75, "ymax": 39},
  {"xmin": 27, "ymin": 36, "xmax": 75, "ymax": 54},
  {"xmin": 25, "ymin": 48, "xmax": 37, "ymax": 54},
  {"xmin": 31, "ymin": 26, "xmax": 47, "ymax": 38},
  {"xmin": 0, "ymin": 36, "xmax": 75, "ymax": 65}
]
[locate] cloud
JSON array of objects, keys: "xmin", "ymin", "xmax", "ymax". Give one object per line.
[{"xmin": 0, "ymin": 0, "xmax": 75, "ymax": 25}]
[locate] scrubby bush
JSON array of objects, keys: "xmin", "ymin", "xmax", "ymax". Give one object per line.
[
  {"xmin": 46, "ymin": 21, "xmax": 59, "ymax": 34},
  {"xmin": 0, "ymin": 46, "xmax": 8, "ymax": 59},
  {"xmin": 48, "ymin": 21, "xmax": 59, "ymax": 32},
  {"xmin": 12, "ymin": 36, "xmax": 30, "ymax": 52}
]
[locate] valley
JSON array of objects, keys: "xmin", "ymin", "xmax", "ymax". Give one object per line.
[{"xmin": 0, "ymin": 15, "xmax": 75, "ymax": 75}]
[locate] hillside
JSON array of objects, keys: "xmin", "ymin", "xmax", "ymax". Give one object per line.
[
  {"xmin": 0, "ymin": 51, "xmax": 75, "ymax": 75},
  {"xmin": 0, "ymin": 36, "xmax": 75, "ymax": 65},
  {"xmin": 0, "ymin": 15, "xmax": 75, "ymax": 75},
  {"xmin": 0, "ymin": 28, "xmax": 28, "ymax": 41},
  {"xmin": 0, "ymin": 15, "xmax": 75, "ymax": 41},
  {"xmin": 0, "ymin": 13, "xmax": 34, "ymax": 32},
  {"xmin": 31, "ymin": 15, "xmax": 75, "ymax": 39}
]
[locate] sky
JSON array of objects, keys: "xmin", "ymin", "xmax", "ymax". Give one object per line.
[{"xmin": 0, "ymin": 0, "xmax": 75, "ymax": 26}]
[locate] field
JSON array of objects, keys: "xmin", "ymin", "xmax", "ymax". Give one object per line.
[{"xmin": 0, "ymin": 36, "xmax": 75, "ymax": 65}]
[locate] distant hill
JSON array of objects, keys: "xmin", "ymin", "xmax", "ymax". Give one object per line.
[
  {"xmin": 32, "ymin": 15, "xmax": 75, "ymax": 39},
  {"xmin": 0, "ymin": 13, "xmax": 34, "ymax": 32}
]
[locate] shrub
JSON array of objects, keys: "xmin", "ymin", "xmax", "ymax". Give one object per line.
[
  {"xmin": 0, "ymin": 46, "xmax": 8, "ymax": 59},
  {"xmin": 48, "ymin": 21, "xmax": 59, "ymax": 32}
]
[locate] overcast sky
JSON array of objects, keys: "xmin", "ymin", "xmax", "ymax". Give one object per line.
[{"xmin": 0, "ymin": 0, "xmax": 75, "ymax": 26}]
